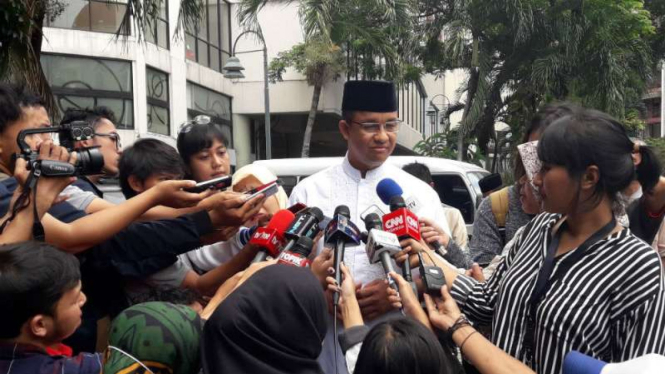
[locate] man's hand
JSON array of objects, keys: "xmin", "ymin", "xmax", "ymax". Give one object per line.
[
  {"xmin": 395, "ymin": 238, "xmax": 425, "ymax": 268},
  {"xmin": 420, "ymin": 216, "xmax": 450, "ymax": 248},
  {"xmin": 311, "ymin": 247, "xmax": 334, "ymax": 288},
  {"xmin": 207, "ymin": 191, "xmax": 267, "ymax": 227},
  {"xmin": 17, "ymin": 141, "xmax": 78, "ymax": 216},
  {"xmin": 149, "ymin": 180, "xmax": 211, "ymax": 208},
  {"xmin": 424, "ymin": 285, "xmax": 462, "ymax": 332},
  {"xmin": 356, "ymin": 278, "xmax": 399, "ymax": 321}
]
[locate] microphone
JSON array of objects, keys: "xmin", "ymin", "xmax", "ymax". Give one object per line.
[
  {"xmin": 324, "ymin": 205, "xmax": 362, "ymax": 306},
  {"xmin": 250, "ymin": 210, "xmax": 295, "ymax": 263},
  {"xmin": 277, "ymin": 236, "xmax": 315, "ymax": 268},
  {"xmin": 377, "ymin": 178, "xmax": 447, "ymax": 259},
  {"xmin": 364, "ymin": 213, "xmax": 401, "ymax": 292},
  {"xmin": 282, "ymin": 207, "xmax": 324, "ymax": 252}
]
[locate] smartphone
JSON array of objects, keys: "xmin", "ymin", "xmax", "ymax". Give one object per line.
[
  {"xmin": 287, "ymin": 202, "xmax": 308, "ymax": 215},
  {"xmin": 184, "ymin": 175, "xmax": 232, "ymax": 193},
  {"xmin": 244, "ymin": 180, "xmax": 280, "ymax": 202}
]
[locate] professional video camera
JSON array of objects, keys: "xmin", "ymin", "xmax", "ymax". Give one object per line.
[{"xmin": 15, "ymin": 120, "xmax": 104, "ymax": 176}]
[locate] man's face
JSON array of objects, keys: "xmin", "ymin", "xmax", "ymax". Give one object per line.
[
  {"xmin": 339, "ymin": 111, "xmax": 398, "ymax": 171},
  {"xmin": 44, "ymin": 282, "xmax": 86, "ymax": 344},
  {"xmin": 92, "ymin": 119, "xmax": 122, "ymax": 176},
  {"xmin": 0, "ymin": 106, "xmax": 50, "ymax": 173}
]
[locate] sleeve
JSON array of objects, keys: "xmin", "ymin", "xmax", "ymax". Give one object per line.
[
  {"xmin": 85, "ymin": 211, "xmax": 215, "ymax": 278},
  {"xmin": 65, "ymin": 352, "xmax": 103, "ymax": 374},
  {"xmin": 443, "ymin": 239, "xmax": 473, "ymax": 269},
  {"xmin": 338, "ymin": 325, "xmax": 370, "ymax": 374},
  {"xmin": 468, "ymin": 197, "xmax": 504, "ymax": 265},
  {"xmin": 610, "ymin": 250, "xmax": 665, "ymax": 360},
  {"xmin": 60, "ymin": 185, "xmax": 97, "ymax": 211},
  {"xmin": 185, "ymin": 241, "xmax": 238, "ymax": 273},
  {"xmin": 450, "ymin": 223, "xmax": 526, "ymax": 325},
  {"xmin": 145, "ymin": 257, "xmax": 192, "ymax": 288}
]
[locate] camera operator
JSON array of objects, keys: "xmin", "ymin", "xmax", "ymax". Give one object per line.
[
  {"xmin": 0, "ymin": 141, "xmax": 75, "ymax": 243},
  {"xmin": 0, "ymin": 83, "xmax": 267, "ymax": 352}
]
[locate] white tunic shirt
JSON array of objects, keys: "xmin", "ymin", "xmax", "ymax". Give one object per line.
[{"xmin": 289, "ymin": 155, "xmax": 451, "ymax": 285}]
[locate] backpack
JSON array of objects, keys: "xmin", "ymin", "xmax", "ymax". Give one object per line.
[{"xmin": 489, "ymin": 186, "xmax": 510, "ymax": 243}]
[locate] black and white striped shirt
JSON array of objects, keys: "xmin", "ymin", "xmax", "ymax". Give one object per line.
[{"xmin": 451, "ymin": 213, "xmax": 665, "ymax": 374}]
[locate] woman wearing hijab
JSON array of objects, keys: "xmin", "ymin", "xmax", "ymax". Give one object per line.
[
  {"xmin": 103, "ymin": 302, "xmax": 203, "ymax": 374},
  {"xmin": 201, "ymin": 264, "xmax": 328, "ymax": 374}
]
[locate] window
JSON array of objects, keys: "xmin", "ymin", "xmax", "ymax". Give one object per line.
[
  {"xmin": 146, "ymin": 68, "xmax": 170, "ymax": 136},
  {"xmin": 146, "ymin": 1, "xmax": 169, "ymax": 49},
  {"xmin": 46, "ymin": 0, "xmax": 128, "ymax": 34},
  {"xmin": 41, "ymin": 54, "xmax": 134, "ymax": 129},
  {"xmin": 186, "ymin": 82, "xmax": 232, "ymax": 146},
  {"xmin": 432, "ymin": 174, "xmax": 475, "ymax": 224},
  {"xmin": 185, "ymin": 0, "xmax": 231, "ymax": 72}
]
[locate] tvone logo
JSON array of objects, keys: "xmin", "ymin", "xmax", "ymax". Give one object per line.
[
  {"xmin": 385, "ymin": 216, "xmax": 403, "ymax": 229},
  {"xmin": 254, "ymin": 231, "xmax": 271, "ymax": 240}
]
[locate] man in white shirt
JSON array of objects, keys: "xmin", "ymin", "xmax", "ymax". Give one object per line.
[{"xmin": 289, "ymin": 80, "xmax": 450, "ymax": 374}]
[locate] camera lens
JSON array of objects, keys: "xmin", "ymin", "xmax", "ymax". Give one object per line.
[
  {"xmin": 76, "ymin": 147, "xmax": 105, "ymax": 175},
  {"xmin": 72, "ymin": 128, "xmax": 83, "ymax": 139}
]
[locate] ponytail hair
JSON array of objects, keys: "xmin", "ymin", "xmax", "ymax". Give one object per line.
[{"xmin": 636, "ymin": 144, "xmax": 662, "ymax": 193}]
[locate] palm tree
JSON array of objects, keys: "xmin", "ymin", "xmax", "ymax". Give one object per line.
[{"xmin": 239, "ymin": 0, "xmax": 418, "ymax": 157}]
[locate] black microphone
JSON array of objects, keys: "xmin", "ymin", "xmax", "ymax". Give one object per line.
[
  {"xmin": 282, "ymin": 207, "xmax": 324, "ymax": 252},
  {"xmin": 364, "ymin": 213, "xmax": 401, "ymax": 293},
  {"xmin": 324, "ymin": 205, "xmax": 362, "ymax": 306}
]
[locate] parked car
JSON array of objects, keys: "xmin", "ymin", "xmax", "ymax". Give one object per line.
[{"xmin": 253, "ymin": 156, "xmax": 490, "ymax": 235}]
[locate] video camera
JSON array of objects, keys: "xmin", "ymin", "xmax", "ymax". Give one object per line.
[{"xmin": 15, "ymin": 120, "xmax": 104, "ymax": 176}]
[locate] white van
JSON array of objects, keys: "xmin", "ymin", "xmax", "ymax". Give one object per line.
[{"xmin": 253, "ymin": 156, "xmax": 490, "ymax": 235}]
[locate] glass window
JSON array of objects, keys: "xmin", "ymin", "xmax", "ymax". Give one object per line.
[
  {"xmin": 432, "ymin": 174, "xmax": 474, "ymax": 224},
  {"xmin": 185, "ymin": 0, "xmax": 230, "ymax": 72},
  {"xmin": 185, "ymin": 34, "xmax": 197, "ymax": 61},
  {"xmin": 146, "ymin": 67, "xmax": 170, "ymax": 136},
  {"xmin": 146, "ymin": 1, "xmax": 169, "ymax": 49},
  {"xmin": 46, "ymin": 0, "xmax": 128, "ymax": 35},
  {"xmin": 186, "ymin": 82, "xmax": 232, "ymax": 146},
  {"xmin": 41, "ymin": 54, "xmax": 134, "ymax": 129}
]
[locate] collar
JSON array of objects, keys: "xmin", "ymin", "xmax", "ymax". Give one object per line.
[
  {"xmin": 341, "ymin": 154, "xmax": 390, "ymax": 182},
  {"xmin": 0, "ymin": 342, "xmax": 45, "ymax": 358}
]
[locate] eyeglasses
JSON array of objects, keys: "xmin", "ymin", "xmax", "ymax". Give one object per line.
[
  {"xmin": 94, "ymin": 132, "xmax": 122, "ymax": 150},
  {"xmin": 349, "ymin": 119, "xmax": 402, "ymax": 134},
  {"xmin": 179, "ymin": 115, "xmax": 212, "ymax": 134}
]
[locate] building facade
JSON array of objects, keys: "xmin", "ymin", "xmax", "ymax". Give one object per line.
[{"xmin": 40, "ymin": 0, "xmax": 430, "ymax": 168}]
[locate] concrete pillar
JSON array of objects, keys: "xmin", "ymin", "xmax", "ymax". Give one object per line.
[{"xmin": 233, "ymin": 113, "xmax": 253, "ymax": 167}]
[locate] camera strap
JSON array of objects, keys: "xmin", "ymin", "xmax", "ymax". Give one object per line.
[{"xmin": 23, "ymin": 165, "xmax": 46, "ymax": 241}]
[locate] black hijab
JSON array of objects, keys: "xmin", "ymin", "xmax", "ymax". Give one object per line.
[{"xmin": 202, "ymin": 264, "xmax": 328, "ymax": 374}]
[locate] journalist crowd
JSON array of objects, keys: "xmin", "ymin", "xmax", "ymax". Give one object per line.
[{"xmin": 1, "ymin": 79, "xmax": 664, "ymax": 374}]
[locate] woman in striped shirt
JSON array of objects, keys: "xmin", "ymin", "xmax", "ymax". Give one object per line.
[{"xmin": 433, "ymin": 106, "xmax": 665, "ymax": 374}]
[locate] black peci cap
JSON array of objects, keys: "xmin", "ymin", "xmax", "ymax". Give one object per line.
[{"xmin": 342, "ymin": 80, "xmax": 397, "ymax": 113}]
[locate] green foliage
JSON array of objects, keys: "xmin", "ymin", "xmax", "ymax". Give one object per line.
[
  {"xmin": 414, "ymin": 131, "xmax": 487, "ymax": 167},
  {"xmin": 268, "ymin": 38, "xmax": 345, "ymax": 86},
  {"xmin": 419, "ymin": 0, "xmax": 660, "ymax": 159}
]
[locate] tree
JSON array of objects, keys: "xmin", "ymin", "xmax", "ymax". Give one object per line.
[
  {"xmin": 419, "ymin": 0, "xmax": 657, "ymax": 161},
  {"xmin": 1, "ymin": 0, "xmax": 201, "ymax": 118},
  {"xmin": 268, "ymin": 38, "xmax": 345, "ymax": 157},
  {"xmin": 239, "ymin": 0, "xmax": 419, "ymax": 157}
]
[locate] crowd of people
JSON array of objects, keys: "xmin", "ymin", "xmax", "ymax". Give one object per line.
[{"xmin": 0, "ymin": 79, "xmax": 664, "ymax": 374}]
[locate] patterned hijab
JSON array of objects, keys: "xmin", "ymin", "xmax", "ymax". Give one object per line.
[{"xmin": 103, "ymin": 302, "xmax": 203, "ymax": 374}]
